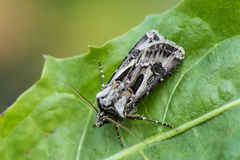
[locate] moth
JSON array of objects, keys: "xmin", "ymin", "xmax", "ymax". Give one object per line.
[{"xmin": 59, "ymin": 30, "xmax": 185, "ymax": 148}]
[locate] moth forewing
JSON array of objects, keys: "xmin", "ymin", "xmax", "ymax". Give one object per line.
[
  {"xmin": 95, "ymin": 30, "xmax": 184, "ymax": 147},
  {"xmin": 60, "ymin": 30, "xmax": 185, "ymax": 148}
]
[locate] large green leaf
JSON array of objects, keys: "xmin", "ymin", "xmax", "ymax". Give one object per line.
[{"xmin": 1, "ymin": 0, "xmax": 240, "ymax": 159}]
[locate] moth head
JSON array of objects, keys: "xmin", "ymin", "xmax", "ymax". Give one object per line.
[{"xmin": 95, "ymin": 111, "xmax": 109, "ymax": 127}]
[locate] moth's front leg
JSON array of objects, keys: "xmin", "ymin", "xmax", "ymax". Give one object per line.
[
  {"xmin": 115, "ymin": 124, "xmax": 124, "ymax": 148},
  {"xmin": 126, "ymin": 114, "xmax": 173, "ymax": 127},
  {"xmin": 168, "ymin": 69, "xmax": 178, "ymax": 77},
  {"xmin": 98, "ymin": 60, "xmax": 105, "ymax": 91}
]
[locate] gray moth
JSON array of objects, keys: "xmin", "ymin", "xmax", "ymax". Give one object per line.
[{"xmin": 59, "ymin": 30, "xmax": 185, "ymax": 148}]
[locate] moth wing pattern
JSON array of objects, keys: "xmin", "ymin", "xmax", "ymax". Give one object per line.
[
  {"xmin": 60, "ymin": 30, "xmax": 185, "ymax": 148},
  {"xmin": 97, "ymin": 30, "xmax": 185, "ymax": 118}
]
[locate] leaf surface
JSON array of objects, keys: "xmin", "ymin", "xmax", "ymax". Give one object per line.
[{"xmin": 1, "ymin": 0, "xmax": 240, "ymax": 159}]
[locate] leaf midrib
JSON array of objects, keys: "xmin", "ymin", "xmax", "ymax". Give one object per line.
[{"xmin": 106, "ymin": 98, "xmax": 240, "ymax": 160}]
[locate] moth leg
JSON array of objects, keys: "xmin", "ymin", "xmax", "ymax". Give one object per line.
[
  {"xmin": 168, "ymin": 69, "xmax": 178, "ymax": 77},
  {"xmin": 98, "ymin": 60, "xmax": 105, "ymax": 90},
  {"xmin": 115, "ymin": 124, "xmax": 124, "ymax": 148},
  {"xmin": 127, "ymin": 115, "xmax": 173, "ymax": 128}
]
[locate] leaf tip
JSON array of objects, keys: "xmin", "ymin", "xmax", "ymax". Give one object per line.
[{"xmin": 88, "ymin": 45, "xmax": 99, "ymax": 52}]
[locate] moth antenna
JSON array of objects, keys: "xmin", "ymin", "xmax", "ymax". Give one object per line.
[
  {"xmin": 105, "ymin": 117, "xmax": 142, "ymax": 142},
  {"xmin": 57, "ymin": 77, "xmax": 98, "ymax": 113}
]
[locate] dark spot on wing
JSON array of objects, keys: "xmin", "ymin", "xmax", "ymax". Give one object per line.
[{"xmin": 131, "ymin": 74, "xmax": 144, "ymax": 94}]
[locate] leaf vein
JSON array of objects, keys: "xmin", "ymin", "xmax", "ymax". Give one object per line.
[
  {"xmin": 191, "ymin": 128, "xmax": 203, "ymax": 158},
  {"xmin": 76, "ymin": 108, "xmax": 93, "ymax": 160},
  {"xmin": 139, "ymin": 149, "xmax": 149, "ymax": 160}
]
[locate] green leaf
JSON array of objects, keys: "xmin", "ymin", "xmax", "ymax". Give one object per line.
[{"xmin": 1, "ymin": 0, "xmax": 240, "ymax": 159}]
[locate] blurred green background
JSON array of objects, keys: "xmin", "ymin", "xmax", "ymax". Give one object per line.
[{"xmin": 0, "ymin": 0, "xmax": 181, "ymax": 113}]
